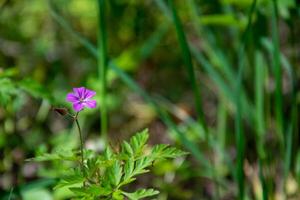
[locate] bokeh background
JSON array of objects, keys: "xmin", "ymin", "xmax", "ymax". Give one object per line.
[{"xmin": 0, "ymin": 0, "xmax": 300, "ymax": 199}]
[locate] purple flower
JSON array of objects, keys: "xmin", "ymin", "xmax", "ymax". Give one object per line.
[{"xmin": 66, "ymin": 87, "xmax": 97, "ymax": 112}]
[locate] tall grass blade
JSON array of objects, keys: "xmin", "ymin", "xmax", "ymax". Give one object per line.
[
  {"xmin": 190, "ymin": 45, "xmax": 254, "ymax": 123},
  {"xmin": 188, "ymin": 0, "xmax": 237, "ymax": 83},
  {"xmin": 255, "ymin": 51, "xmax": 268, "ymax": 200},
  {"xmin": 139, "ymin": 23, "xmax": 169, "ymax": 59},
  {"xmin": 8, "ymin": 188, "xmax": 13, "ymax": 200},
  {"xmin": 271, "ymin": 0, "xmax": 283, "ymax": 143},
  {"xmin": 258, "ymin": 160, "xmax": 268, "ymax": 200},
  {"xmin": 97, "ymin": 0, "xmax": 108, "ymax": 143},
  {"xmin": 235, "ymin": 0, "xmax": 257, "ymax": 199},
  {"xmin": 255, "ymin": 51, "xmax": 266, "ymax": 157},
  {"xmin": 217, "ymin": 97, "xmax": 227, "ymax": 162},
  {"xmin": 283, "ymin": 51, "xmax": 297, "ymax": 196},
  {"xmin": 155, "ymin": 0, "xmax": 255, "ymax": 126},
  {"xmin": 168, "ymin": 0, "xmax": 206, "ymax": 131}
]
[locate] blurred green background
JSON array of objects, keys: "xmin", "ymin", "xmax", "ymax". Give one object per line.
[{"xmin": 0, "ymin": 0, "xmax": 300, "ymax": 199}]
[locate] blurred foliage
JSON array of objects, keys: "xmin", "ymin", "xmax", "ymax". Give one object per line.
[{"xmin": 0, "ymin": 0, "xmax": 300, "ymax": 199}]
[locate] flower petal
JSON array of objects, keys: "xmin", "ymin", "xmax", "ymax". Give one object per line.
[
  {"xmin": 66, "ymin": 93, "xmax": 79, "ymax": 103},
  {"xmin": 83, "ymin": 100, "xmax": 97, "ymax": 108},
  {"xmin": 73, "ymin": 87, "xmax": 86, "ymax": 99},
  {"xmin": 84, "ymin": 89, "xmax": 96, "ymax": 99},
  {"xmin": 73, "ymin": 102, "xmax": 84, "ymax": 112}
]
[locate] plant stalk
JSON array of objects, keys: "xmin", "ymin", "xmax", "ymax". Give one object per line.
[{"xmin": 74, "ymin": 112, "xmax": 84, "ymax": 174}]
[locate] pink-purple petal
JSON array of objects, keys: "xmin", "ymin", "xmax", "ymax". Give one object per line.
[
  {"xmin": 66, "ymin": 93, "xmax": 79, "ymax": 103},
  {"xmin": 73, "ymin": 102, "xmax": 84, "ymax": 112},
  {"xmin": 83, "ymin": 100, "xmax": 97, "ymax": 108},
  {"xmin": 73, "ymin": 87, "xmax": 86, "ymax": 98},
  {"xmin": 84, "ymin": 89, "xmax": 96, "ymax": 99},
  {"xmin": 67, "ymin": 87, "xmax": 97, "ymax": 112}
]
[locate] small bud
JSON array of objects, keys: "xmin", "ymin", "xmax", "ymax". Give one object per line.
[{"xmin": 53, "ymin": 107, "xmax": 69, "ymax": 116}]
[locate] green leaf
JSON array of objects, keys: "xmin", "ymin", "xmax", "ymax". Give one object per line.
[
  {"xmin": 69, "ymin": 185, "xmax": 111, "ymax": 197},
  {"xmin": 107, "ymin": 160, "xmax": 122, "ymax": 186},
  {"xmin": 122, "ymin": 141, "xmax": 134, "ymax": 157},
  {"xmin": 129, "ymin": 129, "xmax": 149, "ymax": 155},
  {"xmin": 122, "ymin": 188, "xmax": 159, "ymax": 200},
  {"xmin": 151, "ymin": 144, "xmax": 188, "ymax": 159},
  {"xmin": 21, "ymin": 188, "xmax": 52, "ymax": 200},
  {"xmin": 104, "ymin": 146, "xmax": 113, "ymax": 160},
  {"xmin": 112, "ymin": 190, "xmax": 124, "ymax": 200},
  {"xmin": 26, "ymin": 153, "xmax": 61, "ymax": 162},
  {"xmin": 133, "ymin": 157, "xmax": 153, "ymax": 176},
  {"xmin": 27, "ymin": 150, "xmax": 77, "ymax": 162},
  {"xmin": 121, "ymin": 158, "xmax": 136, "ymax": 186},
  {"xmin": 120, "ymin": 157, "xmax": 153, "ymax": 188},
  {"xmin": 54, "ymin": 174, "xmax": 85, "ymax": 190}
]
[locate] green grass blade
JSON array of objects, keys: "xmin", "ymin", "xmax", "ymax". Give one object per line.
[
  {"xmin": 255, "ymin": 51, "xmax": 268, "ymax": 200},
  {"xmin": 139, "ymin": 23, "xmax": 169, "ymax": 59},
  {"xmin": 271, "ymin": 0, "xmax": 283, "ymax": 143},
  {"xmin": 155, "ymin": 0, "xmax": 255, "ymax": 126},
  {"xmin": 97, "ymin": 0, "xmax": 108, "ymax": 142},
  {"xmin": 217, "ymin": 97, "xmax": 227, "ymax": 161},
  {"xmin": 168, "ymin": 0, "xmax": 206, "ymax": 130},
  {"xmin": 255, "ymin": 51, "xmax": 266, "ymax": 156},
  {"xmin": 50, "ymin": 8, "xmax": 98, "ymax": 57},
  {"xmin": 188, "ymin": 0, "xmax": 237, "ymax": 83},
  {"xmin": 235, "ymin": 1, "xmax": 257, "ymax": 199},
  {"xmin": 258, "ymin": 160, "xmax": 269, "ymax": 200},
  {"xmin": 283, "ymin": 51, "xmax": 297, "ymax": 197},
  {"xmin": 189, "ymin": 45, "xmax": 254, "ymax": 123}
]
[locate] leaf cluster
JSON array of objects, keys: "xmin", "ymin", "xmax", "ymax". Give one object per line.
[{"xmin": 30, "ymin": 129, "xmax": 187, "ymax": 200}]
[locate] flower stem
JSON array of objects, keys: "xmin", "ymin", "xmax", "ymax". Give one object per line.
[{"xmin": 74, "ymin": 112, "xmax": 84, "ymax": 174}]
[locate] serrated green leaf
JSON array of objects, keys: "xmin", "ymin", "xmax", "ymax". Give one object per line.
[
  {"xmin": 122, "ymin": 188, "xmax": 159, "ymax": 200},
  {"xmin": 122, "ymin": 141, "xmax": 134, "ymax": 156},
  {"xmin": 121, "ymin": 158, "xmax": 136, "ymax": 186},
  {"xmin": 69, "ymin": 185, "xmax": 111, "ymax": 197},
  {"xmin": 132, "ymin": 157, "xmax": 152, "ymax": 176},
  {"xmin": 152, "ymin": 144, "xmax": 188, "ymax": 159},
  {"xmin": 104, "ymin": 146, "xmax": 113, "ymax": 160},
  {"xmin": 26, "ymin": 153, "xmax": 61, "ymax": 162},
  {"xmin": 27, "ymin": 150, "xmax": 77, "ymax": 162},
  {"xmin": 129, "ymin": 129, "xmax": 149, "ymax": 154},
  {"xmin": 108, "ymin": 160, "xmax": 122, "ymax": 186},
  {"xmin": 54, "ymin": 174, "xmax": 85, "ymax": 190}
]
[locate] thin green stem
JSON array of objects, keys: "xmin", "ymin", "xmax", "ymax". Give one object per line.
[
  {"xmin": 74, "ymin": 112, "xmax": 84, "ymax": 174},
  {"xmin": 98, "ymin": 0, "xmax": 108, "ymax": 144}
]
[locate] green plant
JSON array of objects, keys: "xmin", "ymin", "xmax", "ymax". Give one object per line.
[{"xmin": 29, "ymin": 128, "xmax": 186, "ymax": 200}]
